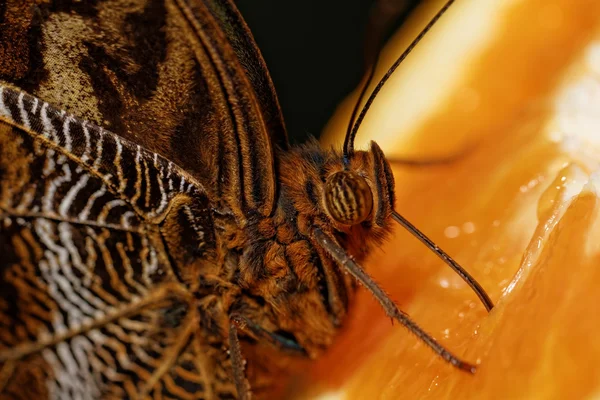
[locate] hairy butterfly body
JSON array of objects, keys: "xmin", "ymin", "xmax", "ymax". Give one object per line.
[{"xmin": 0, "ymin": 0, "xmax": 492, "ymax": 399}]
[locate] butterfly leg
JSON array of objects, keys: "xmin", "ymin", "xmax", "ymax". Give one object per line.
[
  {"xmin": 313, "ymin": 227, "xmax": 478, "ymax": 373},
  {"xmin": 230, "ymin": 313, "xmax": 306, "ymax": 355},
  {"xmin": 228, "ymin": 317, "xmax": 250, "ymax": 400},
  {"xmin": 228, "ymin": 313, "xmax": 309, "ymax": 399}
]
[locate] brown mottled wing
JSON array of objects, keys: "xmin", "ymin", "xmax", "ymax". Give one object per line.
[
  {"xmin": 0, "ymin": 0, "xmax": 285, "ymax": 217},
  {"xmin": 0, "ymin": 86, "xmax": 233, "ymax": 399}
]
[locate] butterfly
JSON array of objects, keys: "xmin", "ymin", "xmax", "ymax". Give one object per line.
[{"xmin": 0, "ymin": 0, "xmax": 492, "ymax": 399}]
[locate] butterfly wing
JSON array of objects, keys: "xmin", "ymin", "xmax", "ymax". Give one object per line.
[
  {"xmin": 201, "ymin": 0, "xmax": 289, "ymax": 151},
  {"xmin": 0, "ymin": 1, "xmax": 290, "ymax": 397},
  {"xmin": 0, "ymin": 86, "xmax": 237, "ymax": 399},
  {"xmin": 1, "ymin": 0, "xmax": 285, "ymax": 217}
]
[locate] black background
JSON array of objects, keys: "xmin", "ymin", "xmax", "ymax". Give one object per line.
[{"xmin": 236, "ymin": 0, "xmax": 422, "ymax": 143}]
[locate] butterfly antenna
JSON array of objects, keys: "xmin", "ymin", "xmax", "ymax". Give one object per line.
[
  {"xmin": 343, "ymin": 0, "xmax": 456, "ymax": 160},
  {"xmin": 342, "ymin": 0, "xmax": 493, "ymax": 311},
  {"xmin": 392, "ymin": 211, "xmax": 494, "ymax": 311},
  {"xmin": 344, "ymin": 60, "xmax": 379, "ymax": 166}
]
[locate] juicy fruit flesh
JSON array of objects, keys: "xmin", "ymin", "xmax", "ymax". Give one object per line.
[{"xmin": 298, "ymin": 0, "xmax": 600, "ymax": 399}]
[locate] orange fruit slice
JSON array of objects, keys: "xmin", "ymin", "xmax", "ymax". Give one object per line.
[{"xmin": 295, "ymin": 0, "xmax": 600, "ymax": 399}]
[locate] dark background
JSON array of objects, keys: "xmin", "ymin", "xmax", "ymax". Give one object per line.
[{"xmin": 236, "ymin": 0, "xmax": 422, "ymax": 143}]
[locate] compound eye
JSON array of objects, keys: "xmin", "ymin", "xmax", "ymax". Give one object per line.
[{"xmin": 323, "ymin": 171, "xmax": 373, "ymax": 225}]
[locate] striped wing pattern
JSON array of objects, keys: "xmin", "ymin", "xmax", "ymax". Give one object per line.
[{"xmin": 0, "ymin": 86, "xmax": 231, "ymax": 399}]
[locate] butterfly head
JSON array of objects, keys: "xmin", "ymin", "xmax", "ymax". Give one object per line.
[
  {"xmin": 321, "ymin": 140, "xmax": 395, "ymax": 237},
  {"xmin": 249, "ymin": 139, "xmax": 396, "ymax": 353},
  {"xmin": 280, "ymin": 138, "xmax": 395, "ymax": 253}
]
